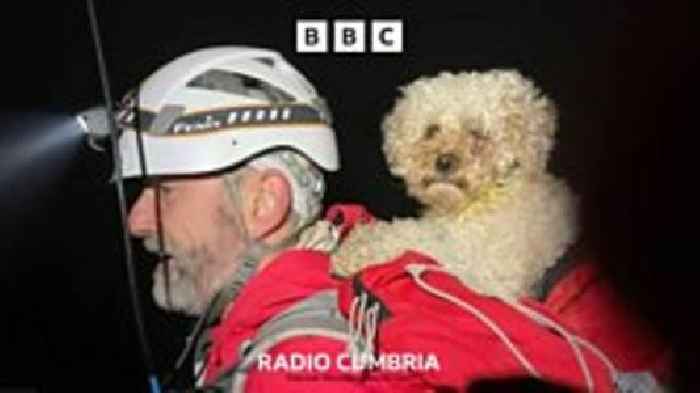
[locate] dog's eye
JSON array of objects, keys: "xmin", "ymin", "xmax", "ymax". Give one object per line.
[
  {"xmin": 424, "ymin": 124, "xmax": 440, "ymax": 139},
  {"xmin": 470, "ymin": 129, "xmax": 488, "ymax": 140}
]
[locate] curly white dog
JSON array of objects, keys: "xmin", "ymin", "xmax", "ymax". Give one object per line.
[{"xmin": 332, "ymin": 70, "xmax": 579, "ymax": 301}]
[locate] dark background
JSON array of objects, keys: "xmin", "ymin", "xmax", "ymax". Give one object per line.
[{"xmin": 1, "ymin": 1, "xmax": 696, "ymax": 392}]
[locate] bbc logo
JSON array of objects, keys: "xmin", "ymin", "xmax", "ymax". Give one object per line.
[{"xmin": 296, "ymin": 19, "xmax": 403, "ymax": 53}]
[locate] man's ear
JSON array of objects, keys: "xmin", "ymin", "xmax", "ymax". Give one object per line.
[{"xmin": 246, "ymin": 169, "xmax": 292, "ymax": 240}]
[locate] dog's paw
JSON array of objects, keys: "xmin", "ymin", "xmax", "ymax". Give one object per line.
[{"xmin": 331, "ymin": 219, "xmax": 427, "ymax": 277}]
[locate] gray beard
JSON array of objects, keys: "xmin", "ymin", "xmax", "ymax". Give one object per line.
[
  {"xmin": 144, "ymin": 235, "xmax": 211, "ymax": 315},
  {"xmin": 152, "ymin": 260, "xmax": 205, "ymax": 315}
]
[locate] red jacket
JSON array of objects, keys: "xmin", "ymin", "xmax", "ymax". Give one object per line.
[
  {"xmin": 543, "ymin": 261, "xmax": 672, "ymax": 382},
  {"xmin": 202, "ymin": 249, "xmax": 403, "ymax": 392},
  {"xmin": 201, "ymin": 205, "xmax": 670, "ymax": 392}
]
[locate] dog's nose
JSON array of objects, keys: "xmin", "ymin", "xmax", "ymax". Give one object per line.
[{"xmin": 435, "ymin": 153, "xmax": 458, "ymax": 174}]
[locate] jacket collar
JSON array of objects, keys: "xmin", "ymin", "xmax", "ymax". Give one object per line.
[{"xmin": 214, "ymin": 248, "xmax": 339, "ymax": 333}]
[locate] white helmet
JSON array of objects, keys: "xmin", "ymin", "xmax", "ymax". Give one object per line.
[{"xmin": 116, "ymin": 46, "xmax": 339, "ymax": 178}]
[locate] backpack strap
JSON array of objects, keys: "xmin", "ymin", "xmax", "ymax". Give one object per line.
[{"xmin": 202, "ymin": 289, "xmax": 353, "ymax": 393}]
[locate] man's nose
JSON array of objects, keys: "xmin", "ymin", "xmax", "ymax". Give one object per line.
[{"xmin": 128, "ymin": 189, "xmax": 156, "ymax": 238}]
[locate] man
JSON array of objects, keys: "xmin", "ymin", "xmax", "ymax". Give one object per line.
[{"xmin": 121, "ymin": 46, "xmax": 367, "ymax": 391}]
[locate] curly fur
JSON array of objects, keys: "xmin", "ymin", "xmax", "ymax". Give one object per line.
[{"xmin": 331, "ymin": 70, "xmax": 579, "ymax": 300}]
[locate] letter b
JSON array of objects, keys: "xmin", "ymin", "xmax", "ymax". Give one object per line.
[
  {"xmin": 334, "ymin": 20, "xmax": 365, "ymax": 53},
  {"xmin": 306, "ymin": 29, "xmax": 319, "ymax": 46},
  {"xmin": 343, "ymin": 28, "xmax": 355, "ymax": 45},
  {"xmin": 296, "ymin": 20, "xmax": 328, "ymax": 53}
]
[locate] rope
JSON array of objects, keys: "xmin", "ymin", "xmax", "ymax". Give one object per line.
[
  {"xmin": 346, "ymin": 292, "xmax": 381, "ymax": 370},
  {"xmin": 505, "ymin": 298, "xmax": 595, "ymax": 392},
  {"xmin": 406, "ymin": 263, "xmax": 621, "ymax": 393},
  {"xmin": 405, "ymin": 263, "xmax": 540, "ymax": 378}
]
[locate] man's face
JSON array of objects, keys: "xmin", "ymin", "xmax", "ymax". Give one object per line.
[{"xmin": 127, "ymin": 175, "xmax": 247, "ymax": 315}]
